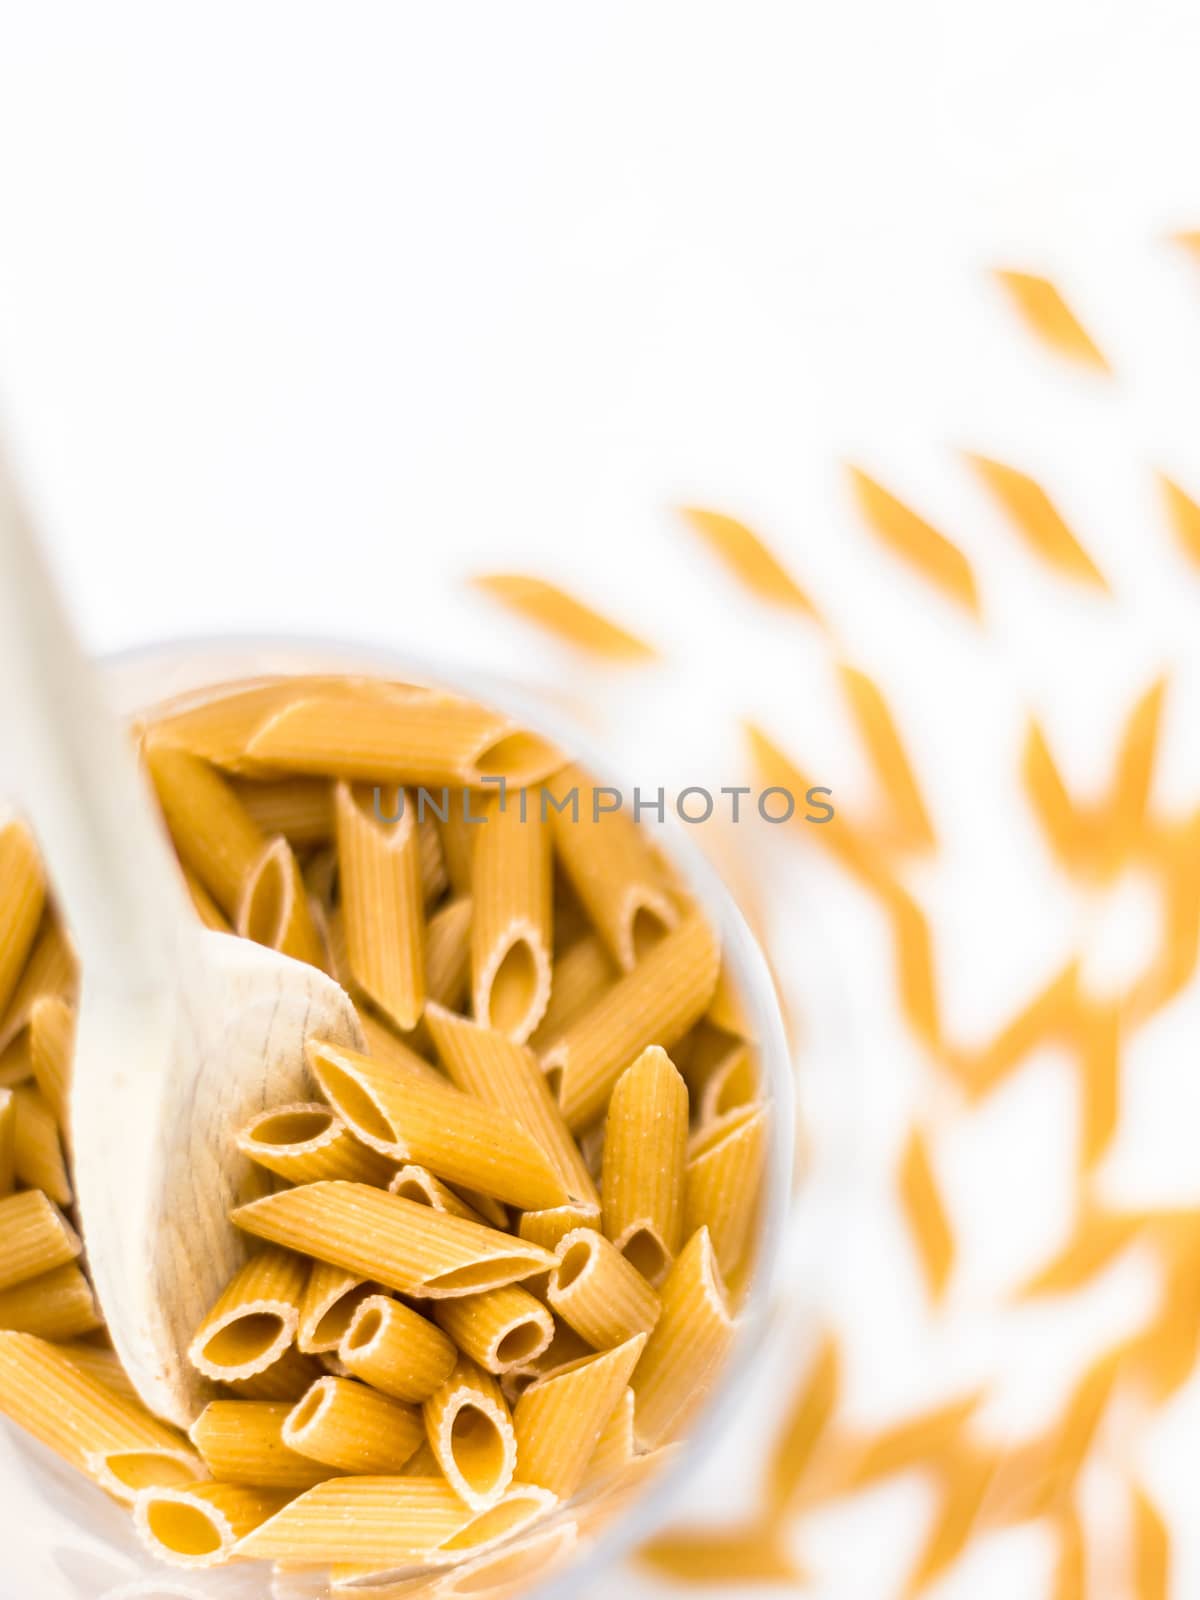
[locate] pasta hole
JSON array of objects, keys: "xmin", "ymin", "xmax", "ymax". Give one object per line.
[
  {"xmin": 104, "ymin": 1453, "xmax": 198, "ymax": 1492},
  {"xmin": 442, "ymin": 1494, "xmax": 543, "ymax": 1553},
  {"xmin": 146, "ymin": 1502, "xmax": 223, "ymax": 1559},
  {"xmin": 544, "ymin": 1064, "xmax": 564, "ymax": 1103},
  {"xmin": 251, "ymin": 1110, "xmax": 333, "ymax": 1147},
  {"xmin": 450, "ymin": 1406, "xmax": 507, "ymax": 1497},
  {"xmin": 488, "ymin": 940, "xmax": 539, "ymax": 1035},
  {"xmin": 431, "ymin": 1259, "xmax": 536, "ymax": 1293},
  {"xmin": 630, "ymin": 905, "xmax": 671, "ymax": 964},
  {"xmin": 243, "ymin": 853, "xmax": 287, "ymax": 947},
  {"xmin": 288, "ymin": 1385, "xmax": 328, "ymax": 1434},
  {"xmin": 474, "ymin": 733, "xmax": 559, "ymax": 784},
  {"xmin": 622, "ymin": 1230, "xmax": 670, "ymax": 1286},
  {"xmin": 495, "ymin": 1321, "xmax": 545, "ymax": 1366},
  {"xmin": 346, "ymin": 1305, "xmax": 384, "ymax": 1351},
  {"xmin": 393, "ymin": 1176, "xmax": 433, "ymax": 1204},
  {"xmin": 555, "ymin": 1238, "xmax": 594, "ymax": 1291},
  {"xmin": 316, "ymin": 1061, "xmax": 396, "ymax": 1144},
  {"xmin": 202, "ymin": 1313, "xmax": 286, "ymax": 1370},
  {"xmin": 314, "ymin": 1284, "xmax": 374, "ymax": 1347}
]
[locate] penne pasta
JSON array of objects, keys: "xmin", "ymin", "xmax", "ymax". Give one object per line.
[
  {"xmin": 0, "ymin": 1086, "xmax": 13, "ymax": 1195},
  {"xmin": 630, "ymin": 1227, "xmax": 732, "ymax": 1449},
  {"xmin": 0, "ymin": 1189, "xmax": 80, "ymax": 1291},
  {"xmin": 697, "ymin": 1042, "xmax": 759, "ymax": 1127},
  {"xmin": 517, "ymin": 1202, "xmax": 602, "ymax": 1254},
  {"xmin": 0, "ymin": 915, "xmax": 77, "ymax": 1055},
  {"xmin": 529, "ymin": 935, "xmax": 616, "ymax": 1053},
  {"xmin": 543, "ymin": 767, "xmax": 678, "ymax": 970},
  {"xmin": 188, "ymin": 1248, "xmax": 308, "ymax": 1384},
  {"xmin": 336, "ymin": 782, "xmax": 426, "ymax": 1031},
  {"xmin": 547, "ymin": 1230, "xmax": 660, "ymax": 1349},
  {"xmin": 145, "ymin": 746, "xmax": 267, "ymax": 918},
  {"xmin": 53, "ymin": 1340, "xmax": 139, "ymax": 1401},
  {"xmin": 684, "ymin": 1104, "xmax": 768, "ymax": 1283},
  {"xmin": 222, "ymin": 1344, "xmax": 323, "ymax": 1402},
  {"xmin": 0, "ymin": 1030, "xmax": 32, "ymax": 1090},
  {"xmin": 189, "ymin": 1400, "xmax": 332, "ymax": 1489},
  {"xmin": 12, "ymin": 1084, "xmax": 72, "ymax": 1205},
  {"xmin": 432, "ymin": 1519, "xmax": 578, "ymax": 1600},
  {"xmin": 234, "ymin": 1182, "xmax": 557, "ymax": 1299},
  {"xmin": 340, "ymin": 1294, "xmax": 458, "ymax": 1404},
  {"xmin": 600, "ymin": 1045, "xmax": 689, "ymax": 1285},
  {"xmin": 135, "ymin": 1483, "xmax": 292, "ymax": 1568},
  {"xmin": 0, "ymin": 1333, "xmax": 205, "ymax": 1503},
  {"xmin": 424, "ymin": 895, "xmax": 473, "ymax": 1014},
  {"xmin": 358, "ymin": 1012, "xmax": 445, "ymax": 1085},
  {"xmin": 542, "ymin": 913, "xmax": 720, "ymax": 1132},
  {"xmin": 418, "ymin": 812, "xmax": 450, "ymax": 906},
  {"xmin": 183, "ymin": 864, "xmax": 232, "ymax": 932},
  {"xmin": 389, "ymin": 1165, "xmax": 491, "ymax": 1227},
  {"xmin": 579, "ymin": 1386, "xmax": 635, "ymax": 1495},
  {"xmin": 298, "ymin": 1261, "xmax": 380, "ymax": 1355},
  {"xmin": 143, "ymin": 676, "xmax": 382, "ymax": 768},
  {"xmin": 470, "ymin": 794, "xmax": 552, "ymax": 1042},
  {"xmin": 308, "ymin": 1042, "xmax": 568, "ymax": 1211},
  {"xmin": 438, "ymin": 803, "xmax": 478, "ymax": 897},
  {"xmin": 512, "ymin": 1334, "xmax": 646, "ymax": 1499},
  {"xmin": 237, "ymin": 836, "xmax": 328, "ymax": 969},
  {"xmin": 432, "ymin": 1287, "xmax": 555, "ymax": 1376},
  {"xmin": 426, "ymin": 1007, "xmax": 595, "ymax": 1206},
  {"xmin": 235, "ymin": 1477, "xmax": 475, "ymax": 1564},
  {"xmin": 707, "ymin": 960, "xmax": 755, "ymax": 1041},
  {"xmin": 0, "ymin": 819, "xmax": 46, "ymax": 1022},
  {"xmin": 28, "ymin": 994, "xmax": 74, "ymax": 1134},
  {"xmin": 238, "ymin": 1103, "xmax": 396, "ymax": 1189},
  {"xmin": 233, "ymin": 777, "xmax": 335, "ymax": 847},
  {"xmin": 0, "ymin": 1262, "xmax": 102, "ymax": 1339},
  {"xmin": 423, "ymin": 1357, "xmax": 517, "ymax": 1511},
  {"xmin": 284, "ymin": 1376, "xmax": 425, "ymax": 1474},
  {"xmin": 471, "ymin": 573, "xmax": 657, "ymax": 662}
]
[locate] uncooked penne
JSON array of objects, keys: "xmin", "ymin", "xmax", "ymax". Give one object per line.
[
  {"xmin": 340, "ymin": 1294, "xmax": 457, "ymax": 1404},
  {"xmin": 433, "ymin": 1287, "xmax": 555, "ymax": 1376},
  {"xmin": 183, "ymin": 865, "xmax": 231, "ymax": 932},
  {"xmin": 548, "ymin": 1230, "xmax": 660, "ymax": 1349},
  {"xmin": 432, "ymin": 1518, "xmax": 578, "ymax": 1600},
  {"xmin": 0, "ymin": 1262, "xmax": 102, "ymax": 1339},
  {"xmin": 233, "ymin": 1182, "xmax": 556, "ymax": 1299},
  {"xmin": 336, "ymin": 781, "xmax": 426, "ymax": 1031},
  {"xmin": 237, "ymin": 836, "xmax": 327, "ymax": 969},
  {"xmin": 579, "ymin": 1385, "xmax": 636, "ymax": 1496},
  {"xmin": 53, "ymin": 1341, "xmax": 138, "ymax": 1401},
  {"xmin": 630, "ymin": 1227, "xmax": 733, "ymax": 1449},
  {"xmin": 188, "ymin": 1248, "xmax": 308, "ymax": 1384},
  {"xmin": 684, "ymin": 1104, "xmax": 768, "ymax": 1282},
  {"xmin": 308, "ymin": 1041, "xmax": 568, "ymax": 1212},
  {"xmin": 190, "ymin": 1400, "xmax": 331, "ymax": 1489},
  {"xmin": 12, "ymin": 1084, "xmax": 72, "ymax": 1205},
  {"xmin": 358, "ymin": 1012, "xmax": 444, "ymax": 1084},
  {"xmin": 423, "ymin": 1358, "xmax": 517, "ymax": 1510},
  {"xmin": 222, "ymin": 1343, "xmax": 322, "ymax": 1402},
  {"xmin": 29, "ymin": 994, "xmax": 74, "ymax": 1133},
  {"xmin": 0, "ymin": 915, "xmax": 77, "ymax": 1055},
  {"xmin": 0, "ymin": 1190, "xmax": 80, "ymax": 1291},
  {"xmin": 0, "ymin": 819, "xmax": 45, "ymax": 1022},
  {"xmin": 144, "ymin": 676, "xmax": 377, "ymax": 768},
  {"xmin": 0, "ymin": 1333, "xmax": 204, "ymax": 1502},
  {"xmin": 698, "ymin": 1042, "xmax": 759, "ymax": 1126},
  {"xmin": 512, "ymin": 1335, "xmax": 646, "ymax": 1499},
  {"xmin": 235, "ymin": 1477, "xmax": 474, "ymax": 1565},
  {"xmin": 470, "ymin": 794, "xmax": 552, "ymax": 1041},
  {"xmin": 0, "ymin": 1087, "xmax": 13, "ymax": 1196},
  {"xmin": 517, "ymin": 1202, "xmax": 602, "ymax": 1253},
  {"xmin": 233, "ymin": 777, "xmax": 335, "ymax": 847},
  {"xmin": 389, "ymin": 1165, "xmax": 490, "ymax": 1226},
  {"xmin": 542, "ymin": 913, "xmax": 720, "ymax": 1132},
  {"xmin": 543, "ymin": 767, "xmax": 678, "ymax": 970},
  {"xmin": 238, "ymin": 1103, "xmax": 395, "ymax": 1188},
  {"xmin": 298, "ymin": 1261, "xmax": 380, "ymax": 1355},
  {"xmin": 145, "ymin": 746, "xmax": 267, "ymax": 918},
  {"xmin": 0, "ymin": 1032, "xmax": 31, "ymax": 1090},
  {"xmin": 424, "ymin": 895, "xmax": 473, "ymax": 1013},
  {"xmin": 438, "ymin": 802, "xmax": 478, "ymax": 897},
  {"xmin": 529, "ymin": 934, "xmax": 616, "ymax": 1052},
  {"xmin": 284, "ymin": 1376, "xmax": 424, "ymax": 1474},
  {"xmin": 601, "ymin": 1046, "xmax": 689, "ymax": 1285},
  {"xmin": 135, "ymin": 1483, "xmax": 292, "ymax": 1568}
]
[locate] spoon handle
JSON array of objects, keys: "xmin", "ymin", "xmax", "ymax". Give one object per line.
[{"xmin": 0, "ymin": 441, "xmax": 191, "ymax": 998}]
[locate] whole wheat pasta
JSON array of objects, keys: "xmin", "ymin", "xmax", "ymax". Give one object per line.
[
  {"xmin": 233, "ymin": 777, "xmax": 335, "ymax": 847},
  {"xmin": 630, "ymin": 1227, "xmax": 732, "ymax": 1449},
  {"xmin": 242, "ymin": 693, "xmax": 563, "ymax": 792},
  {"xmin": 187, "ymin": 1248, "xmax": 308, "ymax": 1384},
  {"xmin": 298, "ymin": 1261, "xmax": 380, "ymax": 1355},
  {"xmin": 28, "ymin": 994, "xmax": 74, "ymax": 1133},
  {"xmin": 135, "ymin": 1483, "xmax": 292, "ymax": 1568},
  {"xmin": 237, "ymin": 837, "xmax": 327, "ymax": 969},
  {"xmin": 542, "ymin": 912, "xmax": 720, "ymax": 1132},
  {"xmin": 145, "ymin": 746, "xmax": 267, "ymax": 918},
  {"xmin": 426, "ymin": 1007, "xmax": 595, "ymax": 1205},
  {"xmin": 512, "ymin": 1334, "xmax": 646, "ymax": 1500},
  {"xmin": 336, "ymin": 782, "xmax": 426, "ymax": 1031},
  {"xmin": 182, "ymin": 866, "xmax": 231, "ymax": 932},
  {"xmin": 189, "ymin": 1401, "xmax": 331, "ymax": 1489},
  {"xmin": 0, "ymin": 1189, "xmax": 80, "ymax": 1291},
  {"xmin": 684, "ymin": 1104, "xmax": 768, "ymax": 1282},
  {"xmin": 223, "ymin": 1344, "xmax": 324, "ymax": 1402},
  {"xmin": 308, "ymin": 1041, "xmax": 567, "ymax": 1212},
  {"xmin": 389, "ymin": 1165, "xmax": 491, "ymax": 1226},
  {"xmin": 284, "ymin": 1376, "xmax": 425, "ymax": 1474},
  {"xmin": 238, "ymin": 1104, "xmax": 395, "ymax": 1189},
  {"xmin": 579, "ymin": 1386, "xmax": 635, "ymax": 1496},
  {"xmin": 424, "ymin": 896, "xmax": 473, "ymax": 1013},
  {"xmin": 528, "ymin": 935, "xmax": 616, "ymax": 1053},
  {"xmin": 0, "ymin": 1333, "xmax": 205, "ymax": 1502},
  {"xmin": 601, "ymin": 1046, "xmax": 689, "ymax": 1284},
  {"xmin": 423, "ymin": 1357, "xmax": 517, "ymax": 1511},
  {"xmin": 0, "ymin": 1263, "xmax": 102, "ymax": 1339},
  {"xmin": 0, "ymin": 819, "xmax": 45, "ymax": 1022},
  {"xmin": 54, "ymin": 1340, "xmax": 139, "ymax": 1401},
  {"xmin": 517, "ymin": 1202, "xmax": 602, "ymax": 1254},
  {"xmin": 0, "ymin": 915, "xmax": 77, "ymax": 1055},
  {"xmin": 12, "ymin": 1084, "xmax": 72, "ymax": 1205},
  {"xmin": 543, "ymin": 766, "xmax": 678, "ymax": 971},
  {"xmin": 234, "ymin": 1477, "xmax": 476, "ymax": 1565},
  {"xmin": 547, "ymin": 1230, "xmax": 660, "ymax": 1349},
  {"xmin": 0, "ymin": 1086, "xmax": 13, "ymax": 1195},
  {"xmin": 433, "ymin": 1287, "xmax": 555, "ymax": 1376},
  {"xmin": 340, "ymin": 1294, "xmax": 457, "ymax": 1404},
  {"xmin": 233, "ymin": 1182, "xmax": 556, "ymax": 1299},
  {"xmin": 470, "ymin": 794, "xmax": 552, "ymax": 1042}
]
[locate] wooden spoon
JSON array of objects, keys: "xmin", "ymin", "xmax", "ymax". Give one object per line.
[{"xmin": 0, "ymin": 444, "xmax": 362, "ymax": 1426}]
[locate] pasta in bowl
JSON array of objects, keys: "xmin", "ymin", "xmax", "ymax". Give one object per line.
[{"xmin": 0, "ymin": 642, "xmax": 792, "ymax": 1600}]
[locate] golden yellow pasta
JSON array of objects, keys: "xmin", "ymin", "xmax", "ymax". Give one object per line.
[
  {"xmin": 433, "ymin": 1286, "xmax": 555, "ymax": 1376},
  {"xmin": 601, "ymin": 1045, "xmax": 689, "ymax": 1284},
  {"xmin": 340, "ymin": 1293, "xmax": 458, "ymax": 1404},
  {"xmin": 543, "ymin": 766, "xmax": 678, "ymax": 970},
  {"xmin": 145, "ymin": 745, "xmax": 267, "ymax": 917},
  {"xmin": 424, "ymin": 894, "xmax": 473, "ymax": 1012},
  {"xmin": 144, "ymin": 675, "xmax": 376, "ymax": 767},
  {"xmin": 284, "ymin": 1375, "xmax": 425, "ymax": 1473},
  {"xmin": 189, "ymin": 1400, "xmax": 332, "ymax": 1489},
  {"xmin": 234, "ymin": 1181, "xmax": 557, "ymax": 1298},
  {"xmin": 11, "ymin": 1084, "xmax": 71, "ymax": 1205},
  {"xmin": 0, "ymin": 819, "xmax": 45, "ymax": 1022},
  {"xmin": 53, "ymin": 1340, "xmax": 139, "ymax": 1401},
  {"xmin": 0, "ymin": 1031, "xmax": 31, "ymax": 1090},
  {"xmin": 235, "ymin": 1476, "xmax": 475, "ymax": 1565},
  {"xmin": 297, "ymin": 1260, "xmax": 379, "ymax": 1355},
  {"xmin": 547, "ymin": 1230, "xmax": 660, "ymax": 1349},
  {"xmin": 438, "ymin": 802, "xmax": 478, "ymax": 896},
  {"xmin": 542, "ymin": 913, "xmax": 720, "ymax": 1132},
  {"xmin": 529, "ymin": 934, "xmax": 616, "ymax": 1052},
  {"xmin": 423, "ymin": 1357, "xmax": 517, "ymax": 1510},
  {"xmin": 238, "ymin": 1103, "xmax": 395, "ymax": 1188},
  {"xmin": 187, "ymin": 1247, "xmax": 308, "ymax": 1384},
  {"xmin": 0, "ymin": 1086, "xmax": 13, "ymax": 1196},
  {"xmin": 679, "ymin": 506, "xmax": 819, "ymax": 614},
  {"xmin": 517, "ymin": 1202, "xmax": 602, "ymax": 1254},
  {"xmin": 182, "ymin": 865, "xmax": 231, "ymax": 932},
  {"xmin": 630, "ymin": 1227, "xmax": 732, "ymax": 1449},
  {"xmin": 0, "ymin": 915, "xmax": 77, "ymax": 1055},
  {"xmin": 357, "ymin": 1011, "xmax": 445, "ymax": 1084},
  {"xmin": 698, "ymin": 1041, "xmax": 759, "ymax": 1126},
  {"xmin": 471, "ymin": 573, "xmax": 658, "ymax": 661},
  {"xmin": 512, "ymin": 1334, "xmax": 646, "ymax": 1499},
  {"xmin": 470, "ymin": 793, "xmax": 552, "ymax": 1041},
  {"xmin": 233, "ymin": 776, "xmax": 335, "ymax": 846},
  {"xmin": 579, "ymin": 1385, "xmax": 636, "ymax": 1495},
  {"xmin": 237, "ymin": 835, "xmax": 327, "ymax": 968},
  {"xmin": 0, "ymin": 1263, "xmax": 102, "ymax": 1340},
  {"xmin": 135, "ymin": 1482, "xmax": 292, "ymax": 1568},
  {"xmin": 336, "ymin": 780, "xmax": 426, "ymax": 1030},
  {"xmin": 0, "ymin": 1189, "xmax": 80, "ymax": 1291},
  {"xmin": 28, "ymin": 993, "xmax": 73, "ymax": 1134},
  {"xmin": 433, "ymin": 1519, "xmax": 579, "ymax": 1600},
  {"xmin": 308, "ymin": 1041, "xmax": 568, "ymax": 1211},
  {"xmin": 222, "ymin": 1343, "xmax": 323, "ymax": 1402},
  {"xmin": 389, "ymin": 1164, "xmax": 493, "ymax": 1226},
  {"xmin": 684, "ymin": 1104, "xmax": 768, "ymax": 1283}
]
